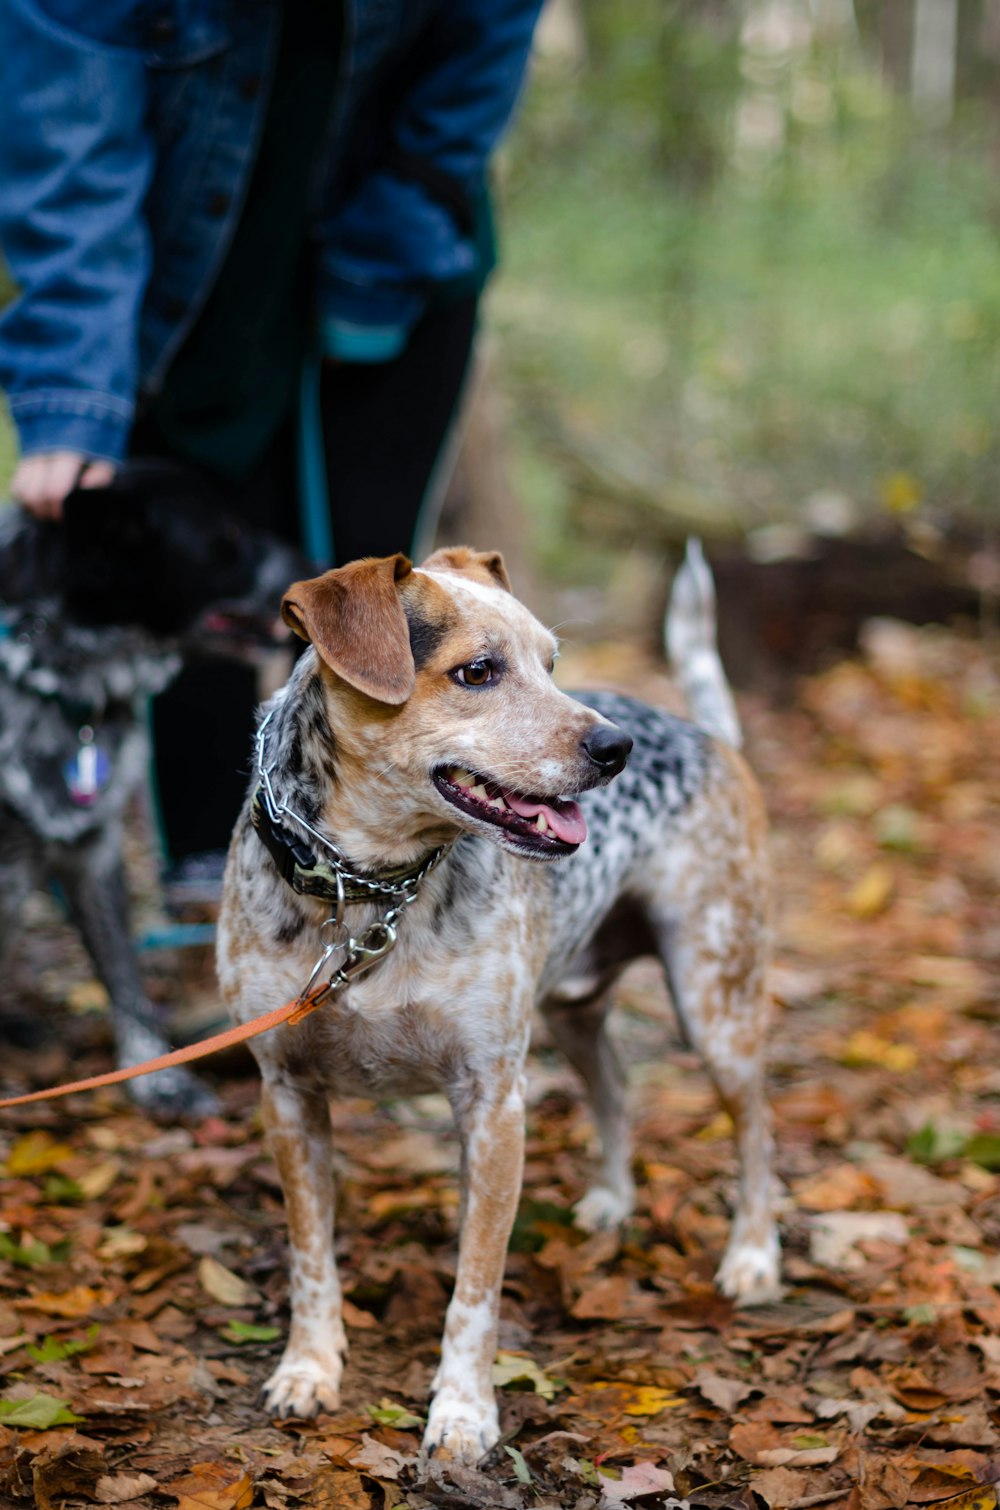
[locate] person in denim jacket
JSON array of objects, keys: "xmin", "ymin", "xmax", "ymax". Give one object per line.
[{"xmin": 0, "ymin": 0, "xmax": 541, "ymax": 879}]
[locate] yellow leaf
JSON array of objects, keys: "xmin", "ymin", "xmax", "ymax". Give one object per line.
[
  {"xmin": 589, "ymin": 1383, "xmax": 685, "ymax": 1417},
  {"xmin": 98, "ymin": 1227, "xmax": 148, "ymax": 1261},
  {"xmin": 696, "ymin": 1112, "xmax": 734, "ymax": 1142},
  {"xmin": 841, "ymin": 1030, "xmax": 917, "ymax": 1073},
  {"xmin": 6, "ymin": 1132, "xmax": 74, "ymax": 1177},
  {"xmin": 933, "ymin": 1487, "xmax": 998, "ymax": 1510},
  {"xmin": 198, "ymin": 1256, "xmax": 257, "ymax": 1308},
  {"xmin": 66, "ymin": 980, "xmax": 110, "ymax": 1014},
  {"xmin": 622, "ymin": 1387, "xmax": 685, "ymax": 1416},
  {"xmin": 76, "ymin": 1158, "xmax": 122, "ymax": 1201},
  {"xmin": 880, "ymin": 471, "xmax": 922, "ymax": 514},
  {"xmin": 846, "ymin": 863, "xmax": 894, "ymax": 918}
]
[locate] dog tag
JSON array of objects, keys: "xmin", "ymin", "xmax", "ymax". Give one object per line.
[{"xmin": 64, "ymin": 726, "xmax": 111, "ymax": 806}]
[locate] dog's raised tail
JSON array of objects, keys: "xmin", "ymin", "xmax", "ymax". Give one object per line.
[{"xmin": 666, "ymin": 539, "xmax": 742, "ymax": 748}]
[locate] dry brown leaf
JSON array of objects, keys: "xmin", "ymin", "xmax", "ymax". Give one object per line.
[
  {"xmin": 793, "ymin": 1163, "xmax": 882, "ymax": 1212},
  {"xmin": 94, "ymin": 1471, "xmax": 160, "ymax": 1503},
  {"xmin": 749, "ymin": 1465, "xmax": 810, "ymax": 1508},
  {"xmin": 17, "ymin": 1286, "xmax": 114, "ymax": 1318},
  {"xmin": 165, "ymin": 1462, "xmax": 254, "ymax": 1510},
  {"xmin": 197, "ymin": 1255, "xmax": 258, "ymax": 1308}
]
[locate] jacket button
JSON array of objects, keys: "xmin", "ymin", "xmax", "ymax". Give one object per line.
[{"xmin": 206, "ymin": 192, "xmax": 231, "ymax": 218}]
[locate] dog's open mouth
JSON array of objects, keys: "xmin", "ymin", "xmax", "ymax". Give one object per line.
[{"xmin": 433, "ymin": 765, "xmax": 587, "ymax": 855}]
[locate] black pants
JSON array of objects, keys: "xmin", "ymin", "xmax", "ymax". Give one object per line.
[{"xmin": 147, "ymin": 296, "xmax": 478, "ymax": 863}]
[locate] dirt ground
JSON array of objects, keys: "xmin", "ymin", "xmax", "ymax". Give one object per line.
[{"xmin": 0, "ymin": 615, "xmax": 998, "ymax": 1510}]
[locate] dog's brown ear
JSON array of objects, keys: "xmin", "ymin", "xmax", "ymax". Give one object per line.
[
  {"xmin": 421, "ymin": 545, "xmax": 512, "ymax": 594},
  {"xmin": 281, "ymin": 554, "xmax": 415, "ymax": 705}
]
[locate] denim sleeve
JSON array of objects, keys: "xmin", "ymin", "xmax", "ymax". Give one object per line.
[
  {"xmin": 319, "ymin": 0, "xmax": 542, "ymax": 363},
  {"xmin": 0, "ymin": 0, "xmax": 153, "ymax": 463}
]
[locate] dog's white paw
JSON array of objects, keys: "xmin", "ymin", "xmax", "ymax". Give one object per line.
[
  {"xmin": 716, "ymin": 1229, "xmax": 781, "ymax": 1307},
  {"xmin": 422, "ymin": 1389, "xmax": 498, "ymax": 1465},
  {"xmin": 573, "ymin": 1183, "xmax": 635, "ymax": 1233},
  {"xmin": 260, "ymin": 1351, "xmax": 343, "ymax": 1419}
]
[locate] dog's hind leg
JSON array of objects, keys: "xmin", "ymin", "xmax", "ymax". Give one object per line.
[
  {"xmin": 647, "ymin": 770, "xmax": 780, "ymax": 1305},
  {"xmin": 541, "ymin": 990, "xmax": 636, "ymax": 1231},
  {"xmin": 259, "ymin": 1077, "xmax": 346, "ymax": 1419},
  {"xmin": 54, "ymin": 839, "xmax": 216, "ymax": 1117}
]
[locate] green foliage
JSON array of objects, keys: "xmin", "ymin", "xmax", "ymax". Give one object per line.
[
  {"xmin": 0, "ymin": 1393, "xmax": 83, "ymax": 1428},
  {"xmin": 219, "ymin": 1320, "xmax": 281, "ymax": 1345},
  {"xmin": 496, "ymin": 4, "xmax": 1000, "ymax": 574},
  {"xmin": 27, "ymin": 1324, "xmax": 100, "ymax": 1364},
  {"xmin": 0, "ymin": 1233, "xmax": 71, "ymax": 1268}
]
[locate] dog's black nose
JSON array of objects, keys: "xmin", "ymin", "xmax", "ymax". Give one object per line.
[{"xmin": 582, "ymin": 723, "xmax": 633, "ymax": 777}]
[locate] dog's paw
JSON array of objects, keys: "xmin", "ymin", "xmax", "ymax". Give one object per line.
[
  {"xmin": 573, "ymin": 1183, "xmax": 635, "ymax": 1233},
  {"xmin": 422, "ymin": 1389, "xmax": 498, "ymax": 1466},
  {"xmin": 129, "ymin": 1064, "xmax": 219, "ymax": 1120},
  {"xmin": 716, "ymin": 1229, "xmax": 782, "ymax": 1307},
  {"xmin": 260, "ymin": 1353, "xmax": 343, "ymax": 1419}
]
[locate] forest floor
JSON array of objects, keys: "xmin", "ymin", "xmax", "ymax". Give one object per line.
[{"xmin": 0, "ymin": 614, "xmax": 998, "ymax": 1510}]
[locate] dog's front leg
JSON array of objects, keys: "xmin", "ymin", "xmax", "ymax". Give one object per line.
[
  {"xmin": 423, "ymin": 1070, "xmax": 526, "ymax": 1464},
  {"xmin": 260, "ymin": 1077, "xmax": 347, "ymax": 1419}
]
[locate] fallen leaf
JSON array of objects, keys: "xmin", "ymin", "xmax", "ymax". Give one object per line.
[
  {"xmin": 793, "ymin": 1163, "xmax": 881, "ymax": 1212},
  {"xmin": 5, "ymin": 1132, "xmax": 75, "ymax": 1177},
  {"xmin": 349, "ymin": 1432, "xmax": 416, "ymax": 1480},
  {"xmin": 365, "ymin": 1397, "xmax": 424, "ymax": 1429},
  {"xmin": 197, "ymin": 1255, "xmax": 258, "ymax": 1308},
  {"xmin": 0, "ymin": 1392, "xmax": 84, "ymax": 1428},
  {"xmin": 219, "ymin": 1320, "xmax": 281, "ymax": 1345},
  {"xmin": 599, "ymin": 1460, "xmax": 676, "ymax": 1506},
  {"xmin": 493, "ymin": 1352, "xmax": 562, "ymax": 1399},
  {"xmin": 846, "ymin": 862, "xmax": 895, "ymax": 917},
  {"xmin": 841, "ymin": 1029, "xmax": 917, "ymax": 1072},
  {"xmin": 810, "ymin": 1210, "xmax": 909, "ymax": 1270},
  {"xmin": 164, "ymin": 1462, "xmax": 254, "ymax": 1510},
  {"xmin": 695, "ymin": 1371, "xmax": 756, "ymax": 1413},
  {"xmin": 94, "ymin": 1471, "xmax": 160, "ymax": 1503},
  {"xmin": 17, "ymin": 1286, "xmax": 113, "ymax": 1318}
]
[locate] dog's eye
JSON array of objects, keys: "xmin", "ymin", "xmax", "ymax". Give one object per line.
[{"xmin": 454, "ymin": 658, "xmax": 495, "ymax": 687}]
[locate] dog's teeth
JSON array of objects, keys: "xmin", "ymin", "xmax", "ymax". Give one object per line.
[
  {"xmin": 536, "ymin": 812, "xmax": 548, "ymax": 832},
  {"xmin": 488, "ymin": 795, "xmax": 506, "ymax": 810},
  {"xmin": 470, "ymin": 783, "xmax": 488, "ymax": 801},
  {"xmin": 451, "ymin": 767, "xmax": 474, "ymax": 787}
]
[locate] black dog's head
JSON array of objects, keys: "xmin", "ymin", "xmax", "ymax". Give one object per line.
[{"xmin": 0, "ymin": 458, "xmax": 307, "ymax": 642}]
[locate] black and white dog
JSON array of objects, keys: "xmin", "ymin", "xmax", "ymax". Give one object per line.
[{"xmin": 0, "ymin": 460, "xmax": 303, "ymax": 1115}]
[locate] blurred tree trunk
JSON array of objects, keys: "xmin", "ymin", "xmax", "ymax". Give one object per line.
[
  {"xmin": 432, "ymin": 345, "xmax": 540, "ymax": 612},
  {"xmin": 856, "ymin": 0, "xmax": 913, "ymax": 91},
  {"xmin": 912, "ymin": 0, "xmax": 958, "ymax": 120}
]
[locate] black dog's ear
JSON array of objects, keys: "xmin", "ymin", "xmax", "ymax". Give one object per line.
[
  {"xmin": 60, "ymin": 459, "xmax": 302, "ymax": 636},
  {"xmin": 0, "ymin": 508, "xmax": 65, "ymax": 606}
]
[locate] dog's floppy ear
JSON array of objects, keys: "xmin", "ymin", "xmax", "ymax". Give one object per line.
[
  {"xmin": 421, "ymin": 545, "xmax": 512, "ymax": 594},
  {"xmin": 282, "ymin": 554, "xmax": 416, "ymax": 705}
]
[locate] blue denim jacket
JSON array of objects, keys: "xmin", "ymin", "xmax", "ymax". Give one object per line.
[{"xmin": 0, "ymin": 0, "xmax": 540, "ymax": 464}]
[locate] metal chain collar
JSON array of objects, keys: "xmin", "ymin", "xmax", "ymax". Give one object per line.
[{"xmin": 255, "ymin": 709, "xmax": 451, "ymax": 1005}]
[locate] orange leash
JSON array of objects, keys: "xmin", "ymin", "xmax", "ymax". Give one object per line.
[{"xmin": 0, "ymin": 984, "xmax": 329, "ymax": 1111}]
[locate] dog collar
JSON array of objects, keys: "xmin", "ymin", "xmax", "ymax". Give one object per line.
[
  {"xmin": 250, "ymin": 787, "xmax": 444, "ymax": 903},
  {"xmin": 251, "ymin": 709, "xmax": 448, "ymax": 905}
]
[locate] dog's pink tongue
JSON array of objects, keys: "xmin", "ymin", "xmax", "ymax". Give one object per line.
[{"xmin": 501, "ymin": 790, "xmax": 587, "ymax": 844}]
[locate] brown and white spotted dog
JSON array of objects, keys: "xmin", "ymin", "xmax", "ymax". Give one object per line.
[{"xmin": 217, "ymin": 543, "xmax": 779, "ymax": 1464}]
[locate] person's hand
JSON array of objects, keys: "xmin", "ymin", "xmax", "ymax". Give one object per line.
[{"xmin": 10, "ymin": 452, "xmax": 116, "ymax": 521}]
